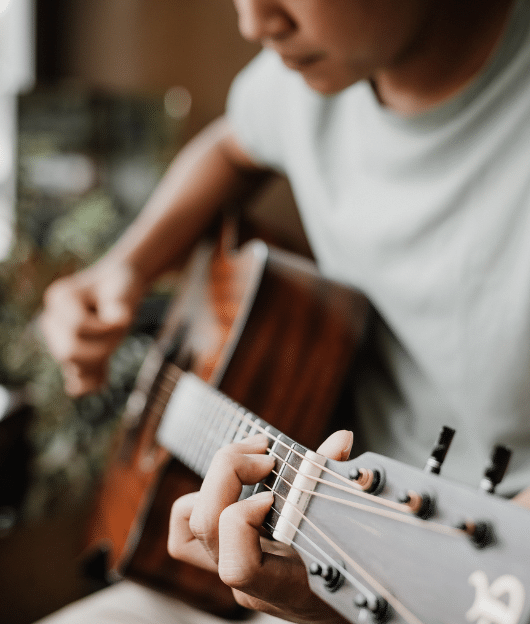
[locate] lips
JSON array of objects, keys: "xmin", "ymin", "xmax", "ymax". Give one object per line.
[{"xmin": 277, "ymin": 51, "xmax": 325, "ymax": 71}]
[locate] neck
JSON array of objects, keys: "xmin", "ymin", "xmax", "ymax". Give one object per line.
[{"xmin": 372, "ymin": 0, "xmax": 516, "ymax": 115}]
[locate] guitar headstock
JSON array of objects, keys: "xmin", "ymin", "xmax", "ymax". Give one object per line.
[{"xmin": 276, "ymin": 431, "xmax": 530, "ymax": 624}]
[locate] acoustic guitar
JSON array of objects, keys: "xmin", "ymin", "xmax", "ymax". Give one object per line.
[
  {"xmin": 85, "ymin": 234, "xmax": 369, "ymax": 616},
  {"xmin": 158, "ymin": 373, "xmax": 530, "ymax": 624},
  {"xmin": 87, "ymin": 234, "xmax": 530, "ymax": 623}
]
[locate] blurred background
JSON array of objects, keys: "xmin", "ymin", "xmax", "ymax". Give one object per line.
[{"xmin": 0, "ymin": 2, "xmax": 306, "ymax": 622}]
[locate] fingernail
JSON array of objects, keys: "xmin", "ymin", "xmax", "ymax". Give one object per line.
[{"xmin": 342, "ymin": 431, "xmax": 353, "ymax": 460}]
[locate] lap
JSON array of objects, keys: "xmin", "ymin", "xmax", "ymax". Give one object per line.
[{"xmin": 35, "ymin": 581, "xmax": 281, "ymax": 624}]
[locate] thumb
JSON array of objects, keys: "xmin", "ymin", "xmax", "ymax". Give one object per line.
[
  {"xmin": 95, "ymin": 263, "xmax": 140, "ymax": 325},
  {"xmin": 316, "ymin": 430, "xmax": 353, "ymax": 461}
]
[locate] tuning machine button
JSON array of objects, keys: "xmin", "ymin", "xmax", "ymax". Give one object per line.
[
  {"xmin": 354, "ymin": 594, "xmax": 390, "ymax": 623},
  {"xmin": 424, "ymin": 426, "xmax": 455, "ymax": 474},
  {"xmin": 309, "ymin": 561, "xmax": 343, "ymax": 592},
  {"xmin": 397, "ymin": 490, "xmax": 435, "ymax": 519},
  {"xmin": 457, "ymin": 520, "xmax": 495, "ymax": 549},
  {"xmin": 480, "ymin": 445, "xmax": 511, "ymax": 494},
  {"xmin": 348, "ymin": 466, "xmax": 384, "ymax": 494}
]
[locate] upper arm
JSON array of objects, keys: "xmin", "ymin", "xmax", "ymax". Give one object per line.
[{"xmin": 216, "ymin": 115, "xmax": 272, "ymax": 175}]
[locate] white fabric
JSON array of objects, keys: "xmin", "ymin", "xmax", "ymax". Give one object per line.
[
  {"xmin": 35, "ymin": 580, "xmax": 281, "ymax": 624},
  {"xmin": 227, "ymin": 0, "xmax": 530, "ymax": 493}
]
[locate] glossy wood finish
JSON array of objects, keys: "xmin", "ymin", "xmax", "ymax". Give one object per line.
[{"xmin": 85, "ymin": 236, "xmax": 368, "ymax": 616}]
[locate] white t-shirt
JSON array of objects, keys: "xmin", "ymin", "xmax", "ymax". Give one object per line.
[{"xmin": 227, "ymin": 0, "xmax": 530, "ymax": 493}]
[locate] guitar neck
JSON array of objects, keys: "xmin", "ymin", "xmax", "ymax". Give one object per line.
[
  {"xmin": 152, "ymin": 369, "xmax": 530, "ymax": 624},
  {"xmin": 155, "ymin": 368, "xmax": 297, "ymax": 480}
]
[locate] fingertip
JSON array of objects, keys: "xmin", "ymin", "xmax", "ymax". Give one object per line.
[
  {"xmin": 317, "ymin": 430, "xmax": 354, "ymax": 461},
  {"xmin": 246, "ymin": 490, "xmax": 274, "ymax": 505},
  {"xmin": 237, "ymin": 433, "xmax": 270, "ymax": 450}
]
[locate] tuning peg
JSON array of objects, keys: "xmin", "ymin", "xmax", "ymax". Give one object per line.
[
  {"xmin": 309, "ymin": 561, "xmax": 343, "ymax": 592},
  {"xmin": 348, "ymin": 466, "xmax": 383, "ymax": 493},
  {"xmin": 456, "ymin": 520, "xmax": 495, "ymax": 549},
  {"xmin": 424, "ymin": 426, "xmax": 455, "ymax": 474},
  {"xmin": 353, "ymin": 593, "xmax": 389, "ymax": 622},
  {"xmin": 480, "ymin": 445, "xmax": 512, "ymax": 493}
]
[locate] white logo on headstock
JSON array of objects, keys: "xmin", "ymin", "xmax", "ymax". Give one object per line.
[{"xmin": 466, "ymin": 571, "xmax": 525, "ymax": 624}]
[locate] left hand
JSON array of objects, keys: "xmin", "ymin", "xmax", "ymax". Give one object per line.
[{"xmin": 167, "ymin": 430, "xmax": 353, "ymax": 624}]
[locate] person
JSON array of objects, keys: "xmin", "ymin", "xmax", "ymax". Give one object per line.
[{"xmin": 38, "ymin": 0, "xmax": 530, "ymax": 622}]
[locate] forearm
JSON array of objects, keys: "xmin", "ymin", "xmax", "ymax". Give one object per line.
[{"xmin": 102, "ymin": 116, "xmax": 271, "ymax": 286}]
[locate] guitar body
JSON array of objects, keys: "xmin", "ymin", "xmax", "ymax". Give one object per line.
[{"xmin": 85, "ymin": 237, "xmax": 368, "ymax": 616}]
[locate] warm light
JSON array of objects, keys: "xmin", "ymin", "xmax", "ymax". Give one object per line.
[
  {"xmin": 164, "ymin": 86, "xmax": 192, "ymax": 120},
  {"xmin": 0, "ymin": 0, "xmax": 11, "ymax": 16}
]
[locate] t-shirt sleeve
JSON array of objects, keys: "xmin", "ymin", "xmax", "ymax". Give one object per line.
[{"xmin": 226, "ymin": 50, "xmax": 289, "ymax": 173}]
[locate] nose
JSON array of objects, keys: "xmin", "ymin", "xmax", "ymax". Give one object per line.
[{"xmin": 234, "ymin": 0, "xmax": 295, "ymax": 42}]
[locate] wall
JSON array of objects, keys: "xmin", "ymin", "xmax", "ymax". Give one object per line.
[
  {"xmin": 62, "ymin": 0, "xmax": 258, "ymax": 137},
  {"xmin": 59, "ymin": 0, "xmax": 308, "ymax": 253}
]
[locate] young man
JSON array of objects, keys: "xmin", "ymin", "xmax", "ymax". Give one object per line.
[{"xmin": 39, "ymin": 0, "xmax": 530, "ymax": 622}]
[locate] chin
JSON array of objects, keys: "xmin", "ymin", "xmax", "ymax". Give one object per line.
[
  {"xmin": 303, "ymin": 75, "xmax": 357, "ymax": 95},
  {"xmin": 300, "ymin": 66, "xmax": 362, "ymax": 95}
]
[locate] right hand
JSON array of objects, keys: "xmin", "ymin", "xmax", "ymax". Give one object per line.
[{"xmin": 39, "ymin": 259, "xmax": 147, "ymax": 396}]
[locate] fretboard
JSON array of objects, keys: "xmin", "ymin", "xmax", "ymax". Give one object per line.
[
  {"xmin": 155, "ymin": 371, "xmax": 275, "ymax": 478},
  {"xmin": 155, "ymin": 370, "xmax": 322, "ymax": 543}
]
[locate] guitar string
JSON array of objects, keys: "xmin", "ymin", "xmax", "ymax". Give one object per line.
[
  {"xmin": 261, "ymin": 516, "xmax": 379, "ymax": 607},
  {"xmin": 149, "ymin": 366, "xmax": 409, "ymax": 611},
  {"xmin": 228, "ymin": 412, "xmax": 465, "ymax": 538},
  {"xmin": 156, "ymin": 367, "xmax": 467, "ymax": 538},
  {"xmin": 263, "ymin": 488, "xmax": 425, "ymax": 624},
  {"xmin": 149, "ymin": 369, "xmax": 459, "ymax": 623},
  {"xmin": 156, "ymin": 365, "xmax": 375, "ymax": 497},
  {"xmin": 157, "ymin": 363, "xmax": 384, "ymax": 500},
  {"xmin": 268, "ymin": 465, "xmax": 461, "ymax": 538}
]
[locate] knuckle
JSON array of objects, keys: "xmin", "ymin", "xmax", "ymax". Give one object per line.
[
  {"xmin": 219, "ymin": 503, "xmax": 240, "ymax": 527},
  {"xmin": 188, "ymin": 515, "xmax": 209, "ymax": 544},
  {"xmin": 170, "ymin": 496, "xmax": 188, "ymax": 515},
  {"xmin": 166, "ymin": 535, "xmax": 180, "ymax": 559},
  {"xmin": 210, "ymin": 445, "xmax": 238, "ymax": 472},
  {"xmin": 167, "ymin": 534, "xmax": 185, "ymax": 560},
  {"xmin": 42, "ymin": 280, "xmax": 63, "ymax": 304},
  {"xmin": 44, "ymin": 277, "xmax": 75, "ymax": 306}
]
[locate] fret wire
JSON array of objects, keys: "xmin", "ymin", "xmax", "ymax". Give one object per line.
[
  {"xmin": 247, "ymin": 415, "xmax": 264, "ymax": 442},
  {"xmin": 234, "ymin": 410, "xmax": 416, "ymax": 513},
  {"xmin": 240, "ymin": 416, "xmax": 467, "ymax": 537},
  {"xmin": 204, "ymin": 396, "xmax": 238, "ymax": 467},
  {"xmin": 197, "ymin": 392, "xmax": 234, "ymax": 476},
  {"xmin": 224, "ymin": 398, "xmax": 248, "ymax": 446},
  {"xmin": 179, "ymin": 378, "xmax": 203, "ymax": 468},
  {"xmin": 233, "ymin": 405, "xmax": 252, "ymax": 443},
  {"xmin": 182, "ymin": 383, "xmax": 208, "ymax": 471},
  {"xmin": 188, "ymin": 385, "xmax": 222, "ymax": 473},
  {"xmin": 165, "ymin": 376, "xmax": 415, "ymax": 521}
]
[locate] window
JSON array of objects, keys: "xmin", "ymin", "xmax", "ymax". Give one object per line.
[{"xmin": 0, "ymin": 0, "xmax": 34, "ymax": 259}]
